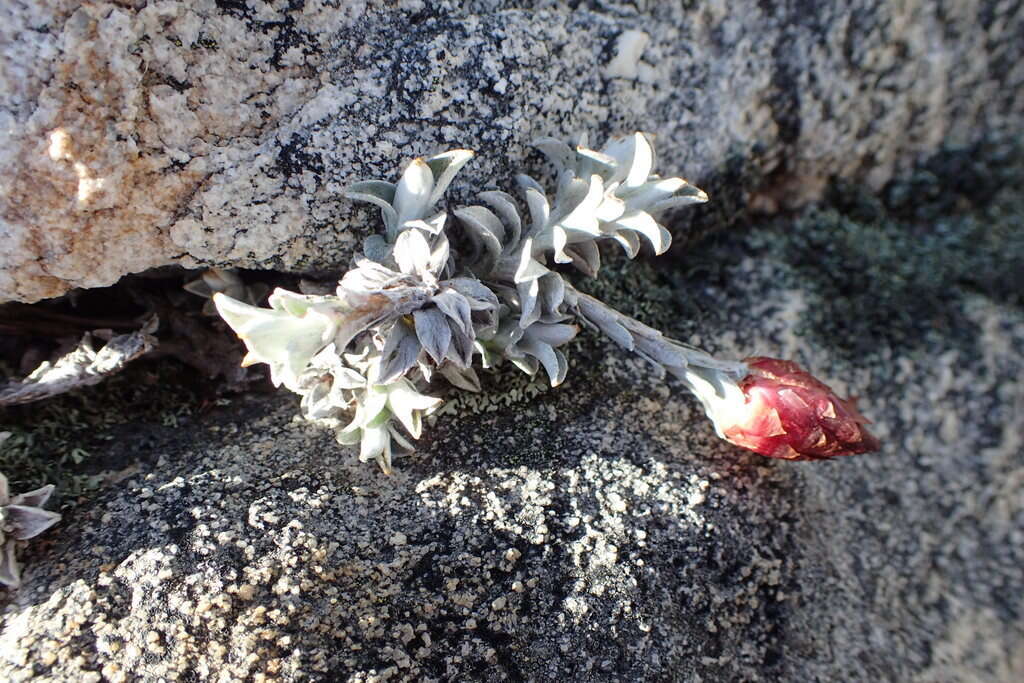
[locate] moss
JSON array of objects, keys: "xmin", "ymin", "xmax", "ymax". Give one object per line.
[
  {"xmin": 0, "ymin": 360, "xmax": 202, "ymax": 503},
  {"xmin": 775, "ymin": 176, "xmax": 1021, "ymax": 357},
  {"xmin": 667, "ymin": 140, "xmax": 1024, "ymax": 361}
]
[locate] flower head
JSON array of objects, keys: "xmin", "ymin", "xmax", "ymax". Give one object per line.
[{"xmin": 718, "ymin": 357, "xmax": 880, "ymax": 460}]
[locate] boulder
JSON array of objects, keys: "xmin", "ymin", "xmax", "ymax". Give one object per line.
[
  {"xmin": 2, "ymin": 172, "xmax": 1022, "ymax": 679},
  {"xmin": 2, "ymin": 0, "xmax": 1022, "ymax": 302}
]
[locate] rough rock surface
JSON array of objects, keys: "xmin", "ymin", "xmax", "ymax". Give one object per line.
[
  {"xmin": 3, "ymin": 0, "xmax": 1022, "ymax": 302},
  {"xmin": 2, "ymin": 169, "xmax": 1022, "ymax": 680}
]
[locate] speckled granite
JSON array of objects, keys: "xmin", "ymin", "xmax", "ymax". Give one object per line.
[
  {"xmin": 3, "ymin": 0, "xmax": 1022, "ymax": 302},
  {"xmin": 2, "ymin": 174, "xmax": 1021, "ymax": 679}
]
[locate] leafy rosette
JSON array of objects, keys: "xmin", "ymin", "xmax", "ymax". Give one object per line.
[
  {"xmin": 342, "ymin": 228, "xmax": 499, "ymax": 385},
  {"xmin": 345, "ymin": 149, "xmax": 474, "ymax": 243},
  {"xmin": 530, "ymin": 132, "xmax": 709, "ymax": 268}
]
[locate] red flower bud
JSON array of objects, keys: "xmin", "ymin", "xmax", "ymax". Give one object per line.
[{"xmin": 721, "ymin": 357, "xmax": 880, "ymax": 460}]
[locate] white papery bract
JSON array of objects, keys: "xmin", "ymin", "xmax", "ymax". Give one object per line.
[{"xmin": 215, "ymin": 132, "xmax": 717, "ymax": 472}]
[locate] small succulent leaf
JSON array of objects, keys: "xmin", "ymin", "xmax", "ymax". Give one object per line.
[
  {"xmin": 492, "ymin": 318, "xmax": 526, "ymax": 349},
  {"xmin": 393, "ymin": 159, "xmax": 435, "ymax": 230},
  {"xmin": 624, "ymin": 132, "xmax": 654, "ymax": 188},
  {"xmin": 0, "ymin": 543, "xmax": 20, "ymax": 588},
  {"xmin": 517, "ymin": 279, "xmax": 542, "ymax": 329},
  {"xmin": 549, "ymin": 173, "xmax": 591, "ymax": 227},
  {"xmin": 5, "ymin": 505, "xmax": 61, "ymax": 540},
  {"xmin": 267, "ymin": 288, "xmax": 313, "ymax": 316},
  {"xmin": 553, "ymin": 349, "xmax": 569, "ymax": 386},
  {"xmin": 418, "ymin": 357, "xmax": 434, "ymax": 382},
  {"xmin": 521, "ymin": 187, "xmax": 551, "ymax": 235},
  {"xmin": 346, "ymin": 179, "xmax": 396, "ymax": 203},
  {"xmin": 428, "ymin": 231, "xmax": 451, "ymax": 277},
  {"xmin": 539, "ymin": 272, "xmax": 566, "ymax": 318},
  {"xmin": 533, "ymin": 137, "xmax": 575, "ymax": 171},
  {"xmin": 454, "ymin": 206, "xmax": 505, "ymax": 254},
  {"xmin": 445, "ymin": 277, "xmax": 500, "ymax": 310},
  {"xmin": 595, "ymin": 193, "xmax": 627, "ymax": 223},
  {"xmin": 565, "ymin": 240, "xmax": 601, "ymax": 277},
  {"xmin": 600, "ymin": 135, "xmax": 638, "ymax": 185},
  {"xmin": 510, "ymin": 355, "xmax": 539, "ymax": 376},
  {"xmin": 345, "ymin": 181, "xmax": 399, "ymax": 233},
  {"xmin": 340, "ymin": 259, "xmax": 396, "ymax": 292},
  {"xmin": 620, "ymin": 176, "xmax": 684, "ymax": 207},
  {"xmin": 0, "ymin": 472, "xmax": 9, "ymax": 506},
  {"xmin": 518, "ymin": 338, "xmax": 562, "ymax": 386},
  {"xmin": 378, "ymin": 322, "xmax": 422, "ymax": 384},
  {"xmin": 612, "ymin": 229, "xmax": 641, "ymax": 259},
  {"xmin": 449, "ymin": 326, "xmax": 475, "ymax": 367},
  {"xmin": 431, "ymin": 289, "xmax": 473, "ymax": 337},
  {"xmin": 649, "ymin": 190, "xmax": 709, "ymax": 213},
  {"xmin": 425, "ymin": 149, "xmax": 474, "ymax": 205},
  {"xmin": 528, "ymin": 322, "xmax": 578, "ymax": 348},
  {"xmin": 478, "ymin": 191, "xmax": 523, "ymax": 249},
  {"xmin": 366, "ymin": 404, "xmax": 393, "ymax": 429},
  {"xmin": 558, "ymin": 175, "xmax": 604, "ymax": 235},
  {"xmin": 362, "ymin": 234, "xmax": 391, "ymax": 263},
  {"xmin": 551, "ymin": 226, "xmax": 572, "ymax": 264},
  {"xmin": 574, "ymin": 144, "xmax": 617, "ymax": 169},
  {"xmin": 514, "ymin": 241, "xmax": 549, "ymax": 283},
  {"xmin": 336, "ymin": 427, "xmax": 362, "ymax": 446},
  {"xmin": 516, "ymin": 173, "xmax": 545, "ymax": 195},
  {"xmin": 388, "ymin": 381, "xmax": 441, "ymax": 437},
  {"xmin": 388, "ymin": 424, "xmax": 416, "ymax": 451},
  {"xmin": 393, "ymin": 228, "xmax": 433, "ymax": 278},
  {"xmin": 440, "ymin": 364, "xmax": 482, "ymax": 392},
  {"xmin": 359, "ymin": 422, "xmax": 391, "ymax": 463},
  {"xmin": 413, "ymin": 308, "xmax": 452, "ymax": 364},
  {"xmin": 378, "ymin": 449, "xmax": 393, "ymax": 475},
  {"xmin": 452, "ymin": 210, "xmax": 501, "ymax": 276},
  {"xmin": 10, "ymin": 484, "xmax": 55, "ymax": 508},
  {"xmin": 611, "ymin": 212, "xmax": 672, "ymax": 254},
  {"xmin": 353, "ymin": 389, "xmax": 386, "ymax": 427}
]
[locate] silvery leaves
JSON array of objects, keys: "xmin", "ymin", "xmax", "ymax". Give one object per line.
[
  {"xmin": 345, "ymin": 150, "xmax": 474, "ymax": 242},
  {"xmin": 216, "ymin": 132, "xmax": 709, "ymax": 472}
]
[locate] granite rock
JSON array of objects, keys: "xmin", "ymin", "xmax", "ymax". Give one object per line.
[
  {"xmin": 2, "ymin": 0, "xmax": 1022, "ymax": 302},
  {"xmin": 2, "ymin": 182, "xmax": 1022, "ymax": 679}
]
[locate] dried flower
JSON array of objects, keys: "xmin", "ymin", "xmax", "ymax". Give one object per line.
[
  {"xmin": 0, "ymin": 472, "xmax": 61, "ymax": 588},
  {"xmin": 676, "ymin": 357, "xmax": 880, "ymax": 460}
]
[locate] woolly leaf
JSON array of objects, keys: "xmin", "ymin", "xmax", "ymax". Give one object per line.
[{"xmin": 414, "ymin": 308, "xmax": 452, "ymax": 364}]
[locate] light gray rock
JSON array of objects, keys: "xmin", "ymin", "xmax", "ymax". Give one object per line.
[
  {"xmin": 2, "ymin": 176, "xmax": 1021, "ymax": 680},
  {"xmin": 2, "ymin": 0, "xmax": 1022, "ymax": 302}
]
